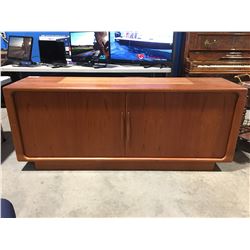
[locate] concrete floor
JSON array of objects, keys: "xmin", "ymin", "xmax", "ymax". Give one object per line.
[{"xmin": 1, "ymin": 107, "xmax": 249, "ymax": 217}]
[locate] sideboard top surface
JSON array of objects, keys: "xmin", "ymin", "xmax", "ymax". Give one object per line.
[{"xmin": 3, "ymin": 76, "xmax": 247, "ymax": 93}]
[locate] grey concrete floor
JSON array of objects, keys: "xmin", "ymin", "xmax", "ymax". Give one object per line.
[{"xmin": 1, "ymin": 108, "xmax": 249, "ymax": 217}]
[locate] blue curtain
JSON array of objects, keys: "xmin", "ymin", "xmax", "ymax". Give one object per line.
[{"xmin": 171, "ymin": 32, "xmax": 185, "ymax": 76}]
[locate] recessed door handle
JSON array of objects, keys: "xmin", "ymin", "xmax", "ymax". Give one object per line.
[
  {"xmin": 126, "ymin": 111, "xmax": 130, "ymax": 145},
  {"xmin": 121, "ymin": 111, "xmax": 125, "ymax": 142}
]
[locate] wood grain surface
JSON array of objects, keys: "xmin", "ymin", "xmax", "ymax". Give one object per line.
[
  {"xmin": 14, "ymin": 92, "xmax": 125, "ymax": 157},
  {"xmin": 4, "ymin": 76, "xmax": 246, "ymax": 91},
  {"xmin": 3, "ymin": 76, "xmax": 247, "ymax": 170},
  {"xmin": 126, "ymin": 92, "xmax": 237, "ymax": 158}
]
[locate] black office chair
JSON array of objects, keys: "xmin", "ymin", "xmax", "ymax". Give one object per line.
[{"xmin": 1, "ymin": 198, "xmax": 16, "ymax": 218}]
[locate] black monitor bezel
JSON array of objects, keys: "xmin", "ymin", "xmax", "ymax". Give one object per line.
[
  {"xmin": 69, "ymin": 31, "xmax": 110, "ymax": 63},
  {"xmin": 38, "ymin": 40, "xmax": 67, "ymax": 64},
  {"xmin": 7, "ymin": 35, "xmax": 33, "ymax": 62},
  {"xmin": 109, "ymin": 31, "xmax": 175, "ymax": 66}
]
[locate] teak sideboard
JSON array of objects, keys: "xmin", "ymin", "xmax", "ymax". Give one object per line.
[{"xmin": 3, "ymin": 77, "xmax": 247, "ymax": 170}]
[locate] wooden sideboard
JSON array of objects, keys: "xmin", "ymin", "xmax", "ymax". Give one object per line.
[{"xmin": 3, "ymin": 76, "xmax": 247, "ymax": 170}]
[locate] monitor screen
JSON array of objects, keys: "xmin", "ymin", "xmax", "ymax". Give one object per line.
[
  {"xmin": 7, "ymin": 36, "xmax": 33, "ymax": 62},
  {"xmin": 39, "ymin": 40, "xmax": 66, "ymax": 64},
  {"xmin": 110, "ymin": 31, "xmax": 174, "ymax": 64},
  {"xmin": 70, "ymin": 32, "xmax": 109, "ymax": 63}
]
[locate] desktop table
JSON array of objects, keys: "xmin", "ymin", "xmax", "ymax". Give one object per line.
[
  {"xmin": 0, "ymin": 64, "xmax": 172, "ymax": 81},
  {"xmin": 1, "ymin": 76, "xmax": 11, "ymax": 106},
  {"xmin": 0, "ymin": 76, "xmax": 11, "ymax": 86},
  {"xmin": 1, "ymin": 76, "xmax": 11, "ymax": 141}
]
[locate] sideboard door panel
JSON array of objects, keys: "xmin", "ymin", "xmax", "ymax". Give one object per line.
[
  {"xmin": 14, "ymin": 92, "xmax": 125, "ymax": 157},
  {"xmin": 126, "ymin": 92, "xmax": 237, "ymax": 158}
]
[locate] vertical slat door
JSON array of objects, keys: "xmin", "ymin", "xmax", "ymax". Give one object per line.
[
  {"xmin": 14, "ymin": 91, "xmax": 125, "ymax": 157},
  {"xmin": 125, "ymin": 92, "xmax": 237, "ymax": 158}
]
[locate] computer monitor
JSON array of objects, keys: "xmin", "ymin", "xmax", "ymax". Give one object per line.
[
  {"xmin": 70, "ymin": 32, "xmax": 109, "ymax": 64},
  {"xmin": 39, "ymin": 40, "xmax": 67, "ymax": 65},
  {"xmin": 7, "ymin": 36, "xmax": 33, "ymax": 63},
  {"xmin": 110, "ymin": 31, "xmax": 174, "ymax": 65}
]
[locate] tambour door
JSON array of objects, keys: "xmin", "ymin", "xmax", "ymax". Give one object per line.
[
  {"xmin": 125, "ymin": 92, "xmax": 237, "ymax": 158},
  {"xmin": 14, "ymin": 92, "xmax": 125, "ymax": 157}
]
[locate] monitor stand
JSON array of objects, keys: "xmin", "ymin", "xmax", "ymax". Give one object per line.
[
  {"xmin": 93, "ymin": 62, "xmax": 108, "ymax": 69},
  {"xmin": 12, "ymin": 60, "xmax": 37, "ymax": 67},
  {"xmin": 76, "ymin": 60, "xmax": 116, "ymax": 69},
  {"xmin": 140, "ymin": 62, "xmax": 169, "ymax": 69},
  {"xmin": 76, "ymin": 55, "xmax": 109, "ymax": 68},
  {"xmin": 51, "ymin": 63, "xmax": 68, "ymax": 68},
  {"xmin": 76, "ymin": 61, "xmax": 94, "ymax": 67}
]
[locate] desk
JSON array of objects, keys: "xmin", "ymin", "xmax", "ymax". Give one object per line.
[
  {"xmin": 0, "ymin": 76, "xmax": 11, "ymax": 86},
  {"xmin": 0, "ymin": 64, "xmax": 171, "ymax": 80},
  {"xmin": 3, "ymin": 76, "xmax": 247, "ymax": 170},
  {"xmin": 1, "ymin": 76, "xmax": 11, "ymax": 107},
  {"xmin": 1, "ymin": 76, "xmax": 11, "ymax": 141}
]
